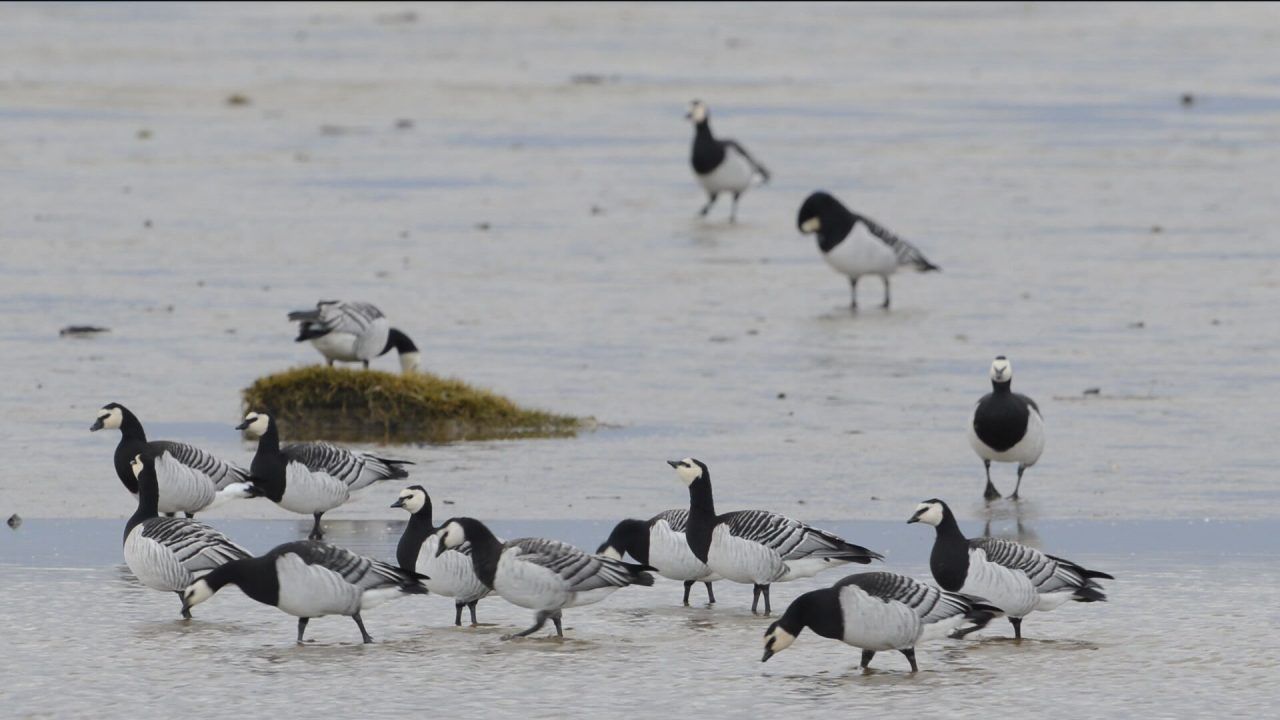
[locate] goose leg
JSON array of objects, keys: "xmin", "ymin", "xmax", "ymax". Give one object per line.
[
  {"xmin": 506, "ymin": 611, "xmax": 551, "ymax": 640},
  {"xmin": 983, "ymin": 460, "xmax": 1001, "ymax": 500},
  {"xmin": 327, "ymin": 358, "xmax": 334, "ymax": 367},
  {"xmin": 860, "ymin": 649, "xmax": 876, "ymax": 669},
  {"xmin": 849, "ymin": 277, "xmax": 859, "ymax": 310},
  {"xmin": 467, "ymin": 600, "xmax": 479, "ymax": 626},
  {"xmin": 352, "ymin": 612, "xmax": 373, "ymax": 643},
  {"xmin": 699, "ymin": 193, "xmax": 718, "ymax": 217},
  {"xmin": 761, "ymin": 584, "xmax": 772, "ymax": 615},
  {"xmin": 176, "ymin": 592, "xmax": 192, "ymax": 619},
  {"xmin": 361, "ymin": 359, "xmax": 369, "ymax": 370},
  {"xmin": 1011, "ymin": 465, "xmax": 1026, "ymax": 500},
  {"xmin": 881, "ymin": 276, "xmax": 891, "ymax": 309},
  {"xmin": 454, "ymin": 603, "xmax": 465, "ymax": 627},
  {"xmin": 900, "ymin": 648, "xmax": 918, "ymax": 672},
  {"xmin": 309, "ymin": 513, "xmax": 324, "ymax": 540},
  {"xmin": 729, "ymin": 192, "xmax": 741, "ymax": 223},
  {"xmin": 752, "ymin": 584, "xmax": 763, "ymax": 614},
  {"xmin": 1009, "ymin": 617, "xmax": 1022, "ymax": 640},
  {"xmin": 682, "ymin": 580, "xmax": 694, "ymax": 606},
  {"xmin": 297, "ymin": 617, "xmax": 309, "ymax": 644},
  {"xmin": 551, "ymin": 610, "xmax": 563, "ymax": 638},
  {"xmin": 185, "ymin": 512, "xmax": 195, "ymax": 519},
  {"xmin": 704, "ymin": 582, "xmax": 716, "ymax": 604}
]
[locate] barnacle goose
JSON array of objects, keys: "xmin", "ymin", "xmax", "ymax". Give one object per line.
[
  {"xmin": 669, "ymin": 459, "xmax": 883, "ymax": 614},
  {"xmin": 392, "ymin": 485, "xmax": 490, "ymax": 626},
  {"xmin": 182, "ymin": 540, "xmax": 426, "ymax": 644},
  {"xmin": 969, "ymin": 356, "xmax": 1045, "ymax": 500},
  {"xmin": 909, "ymin": 499, "xmax": 1112, "ymax": 639},
  {"xmin": 237, "ymin": 412, "xmax": 411, "ymax": 539},
  {"xmin": 92, "ymin": 402, "xmax": 254, "ymax": 517},
  {"xmin": 435, "ymin": 517, "xmax": 654, "ymax": 639},
  {"xmin": 288, "ymin": 300, "xmax": 421, "ymax": 373},
  {"xmin": 597, "ymin": 509, "xmax": 719, "ymax": 605},
  {"xmin": 796, "ymin": 192, "xmax": 939, "ymax": 310},
  {"xmin": 687, "ymin": 100, "xmax": 769, "ymax": 223},
  {"xmin": 762, "ymin": 571, "xmax": 999, "ymax": 671},
  {"xmin": 122, "ymin": 452, "xmax": 252, "ymax": 618}
]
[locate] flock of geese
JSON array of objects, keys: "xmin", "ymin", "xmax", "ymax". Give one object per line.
[{"xmin": 94, "ymin": 101, "xmax": 1112, "ymax": 672}]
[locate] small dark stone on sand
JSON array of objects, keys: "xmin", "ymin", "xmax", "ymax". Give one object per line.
[
  {"xmin": 1129, "ymin": 321, "xmax": 1145, "ymax": 329},
  {"xmin": 1151, "ymin": 225, "xmax": 1163, "ymax": 233},
  {"xmin": 59, "ymin": 325, "xmax": 109, "ymax": 337},
  {"xmin": 1181, "ymin": 93, "xmax": 1195, "ymax": 107},
  {"xmin": 777, "ymin": 392, "xmax": 786, "ymax": 399},
  {"xmin": 797, "ymin": 499, "xmax": 805, "ymax": 505},
  {"xmin": 590, "ymin": 205, "xmax": 604, "ymax": 215},
  {"xmin": 144, "ymin": 219, "xmax": 152, "ymax": 228},
  {"xmin": 1083, "ymin": 387, "xmax": 1101, "ymax": 395},
  {"xmin": 570, "ymin": 73, "xmax": 611, "ymax": 85},
  {"xmin": 226, "ymin": 93, "xmax": 251, "ymax": 107},
  {"xmin": 394, "ymin": 118, "xmax": 414, "ymax": 130},
  {"xmin": 442, "ymin": 500, "xmax": 455, "ymax": 505},
  {"xmin": 474, "ymin": 222, "xmax": 491, "ymax": 231},
  {"xmin": 137, "ymin": 129, "xmax": 152, "ymax": 140},
  {"xmin": 7, "ymin": 514, "xmax": 20, "ymax": 529},
  {"xmin": 1210, "ymin": 318, "xmax": 1221, "ymax": 325}
]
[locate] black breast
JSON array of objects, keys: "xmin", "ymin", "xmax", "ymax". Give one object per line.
[
  {"xmin": 972, "ymin": 392, "xmax": 1030, "ymax": 452},
  {"xmin": 690, "ymin": 129, "xmax": 726, "ymax": 175}
]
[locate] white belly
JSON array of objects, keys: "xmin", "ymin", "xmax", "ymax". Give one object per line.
[
  {"xmin": 839, "ymin": 586, "xmax": 923, "ymax": 651},
  {"xmin": 311, "ymin": 333, "xmax": 362, "ymax": 362},
  {"xmin": 822, "ymin": 226, "xmax": 899, "ymax": 279},
  {"xmin": 417, "ymin": 535, "xmax": 489, "ymax": 603},
  {"xmin": 706, "ymin": 525, "xmax": 787, "ymax": 585},
  {"xmin": 649, "ymin": 522, "xmax": 715, "ymax": 582},
  {"xmin": 696, "ymin": 149, "xmax": 754, "ymax": 194},
  {"xmin": 968, "ymin": 408, "xmax": 1045, "ymax": 466},
  {"xmin": 274, "ymin": 555, "xmax": 361, "ymax": 617},
  {"xmin": 961, "ymin": 552, "xmax": 1040, "ymax": 618},
  {"xmin": 779, "ymin": 556, "xmax": 849, "ymax": 582},
  {"xmin": 123, "ymin": 525, "xmax": 192, "ymax": 592}
]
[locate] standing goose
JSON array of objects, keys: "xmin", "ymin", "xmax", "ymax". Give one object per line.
[
  {"xmin": 237, "ymin": 412, "xmax": 411, "ymax": 539},
  {"xmin": 435, "ymin": 517, "xmax": 654, "ymax": 639},
  {"xmin": 392, "ymin": 485, "xmax": 490, "ymax": 626},
  {"xmin": 92, "ymin": 402, "xmax": 254, "ymax": 517},
  {"xmin": 969, "ymin": 356, "xmax": 1044, "ymax": 500},
  {"xmin": 288, "ymin": 300, "xmax": 421, "ymax": 373},
  {"xmin": 122, "ymin": 452, "xmax": 252, "ymax": 618},
  {"xmin": 669, "ymin": 458, "xmax": 883, "ymax": 615},
  {"xmin": 796, "ymin": 191, "xmax": 939, "ymax": 310},
  {"xmin": 597, "ymin": 509, "xmax": 719, "ymax": 605},
  {"xmin": 762, "ymin": 571, "xmax": 1000, "ymax": 671},
  {"xmin": 181, "ymin": 540, "xmax": 426, "ymax": 644},
  {"xmin": 687, "ymin": 100, "xmax": 770, "ymax": 223},
  {"xmin": 908, "ymin": 499, "xmax": 1112, "ymax": 639}
]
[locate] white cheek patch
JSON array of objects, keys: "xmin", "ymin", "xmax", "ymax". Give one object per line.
[
  {"xmin": 399, "ymin": 351, "xmax": 421, "ymax": 375},
  {"xmin": 99, "ymin": 408, "xmax": 123, "ymax": 429},
  {"xmin": 800, "ymin": 217, "xmax": 821, "ymax": 233},
  {"xmin": 767, "ymin": 628, "xmax": 796, "ymax": 653},
  {"xmin": 915, "ymin": 503, "xmax": 943, "ymax": 526},
  {"xmin": 990, "ymin": 359, "xmax": 1012, "ymax": 382},
  {"xmin": 674, "ymin": 463, "xmax": 702, "ymax": 485},
  {"xmin": 690, "ymin": 104, "xmax": 707, "ymax": 122}
]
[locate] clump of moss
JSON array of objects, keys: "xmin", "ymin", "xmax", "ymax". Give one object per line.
[{"xmin": 242, "ymin": 366, "xmax": 585, "ymax": 444}]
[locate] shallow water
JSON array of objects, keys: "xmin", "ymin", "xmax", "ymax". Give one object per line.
[{"xmin": 1, "ymin": 2, "xmax": 1279, "ymax": 718}]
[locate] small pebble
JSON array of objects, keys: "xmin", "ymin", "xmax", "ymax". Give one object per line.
[
  {"xmin": 474, "ymin": 222, "xmax": 491, "ymax": 231},
  {"xmin": 1083, "ymin": 387, "xmax": 1101, "ymax": 395},
  {"xmin": 1181, "ymin": 93, "xmax": 1195, "ymax": 107},
  {"xmin": 1150, "ymin": 225, "xmax": 1163, "ymax": 233},
  {"xmin": 394, "ymin": 118, "xmax": 414, "ymax": 130},
  {"xmin": 7, "ymin": 514, "xmax": 20, "ymax": 529},
  {"xmin": 1128, "ymin": 321, "xmax": 1145, "ymax": 329},
  {"xmin": 776, "ymin": 392, "xmax": 786, "ymax": 399},
  {"xmin": 59, "ymin": 325, "xmax": 109, "ymax": 337},
  {"xmin": 226, "ymin": 93, "xmax": 251, "ymax": 106},
  {"xmin": 137, "ymin": 129, "xmax": 152, "ymax": 140}
]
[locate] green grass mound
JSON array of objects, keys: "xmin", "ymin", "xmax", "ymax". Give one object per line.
[{"xmin": 242, "ymin": 366, "xmax": 585, "ymax": 443}]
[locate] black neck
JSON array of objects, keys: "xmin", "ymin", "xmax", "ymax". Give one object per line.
[
  {"xmin": 117, "ymin": 406, "xmax": 147, "ymax": 441},
  {"xmin": 124, "ymin": 463, "xmax": 160, "ymax": 541},
  {"xmin": 784, "ymin": 588, "xmax": 844, "ymax": 641},
  {"xmin": 685, "ymin": 474, "xmax": 717, "ymax": 563},
  {"xmin": 248, "ymin": 418, "xmax": 286, "ymax": 502},
  {"xmin": 817, "ymin": 206, "xmax": 857, "ymax": 253},
  {"xmin": 458, "ymin": 518, "xmax": 502, "ymax": 589},
  {"xmin": 929, "ymin": 505, "xmax": 971, "ymax": 592},
  {"xmin": 396, "ymin": 502, "xmax": 436, "ymax": 573},
  {"xmin": 599, "ymin": 519, "xmax": 649, "ymax": 564},
  {"xmin": 690, "ymin": 121, "xmax": 725, "ymax": 174},
  {"xmin": 992, "ymin": 379, "xmax": 1012, "ymax": 394},
  {"xmin": 203, "ymin": 557, "xmax": 279, "ymax": 607},
  {"xmin": 381, "ymin": 328, "xmax": 418, "ymax": 357}
]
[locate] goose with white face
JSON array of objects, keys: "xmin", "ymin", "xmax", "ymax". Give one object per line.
[
  {"xmin": 182, "ymin": 578, "xmax": 216, "ymax": 612},
  {"xmin": 236, "ymin": 412, "xmax": 270, "ymax": 437},
  {"xmin": 990, "ymin": 356, "xmax": 1012, "ymax": 383},
  {"xmin": 390, "ymin": 487, "xmax": 426, "ymax": 514},
  {"xmin": 686, "ymin": 100, "xmax": 708, "ymax": 123},
  {"xmin": 436, "ymin": 520, "xmax": 466, "ymax": 553},
  {"xmin": 907, "ymin": 501, "xmax": 944, "ymax": 527},
  {"xmin": 667, "ymin": 458, "xmax": 704, "ymax": 485},
  {"xmin": 761, "ymin": 624, "xmax": 797, "ymax": 662},
  {"xmin": 90, "ymin": 405, "xmax": 123, "ymax": 432}
]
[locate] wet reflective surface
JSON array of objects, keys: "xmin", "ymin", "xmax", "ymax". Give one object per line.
[{"xmin": 2, "ymin": 2, "xmax": 1279, "ymax": 717}]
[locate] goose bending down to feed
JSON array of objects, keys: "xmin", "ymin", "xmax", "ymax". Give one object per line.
[
  {"xmin": 597, "ymin": 509, "xmax": 719, "ymax": 605},
  {"xmin": 182, "ymin": 540, "xmax": 426, "ymax": 644},
  {"xmin": 122, "ymin": 452, "xmax": 252, "ymax": 618},
  {"xmin": 909, "ymin": 499, "xmax": 1112, "ymax": 639},
  {"xmin": 237, "ymin": 412, "xmax": 411, "ymax": 539},
  {"xmin": 288, "ymin": 300, "xmax": 421, "ymax": 373},
  {"xmin": 686, "ymin": 100, "xmax": 769, "ymax": 223},
  {"xmin": 392, "ymin": 485, "xmax": 490, "ymax": 626},
  {"xmin": 669, "ymin": 459, "xmax": 882, "ymax": 614},
  {"xmin": 92, "ymin": 402, "xmax": 254, "ymax": 518},
  {"xmin": 969, "ymin": 356, "xmax": 1044, "ymax": 500},
  {"xmin": 762, "ymin": 571, "xmax": 1000, "ymax": 671},
  {"xmin": 435, "ymin": 517, "xmax": 654, "ymax": 640},
  {"xmin": 796, "ymin": 191, "xmax": 939, "ymax": 310}
]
